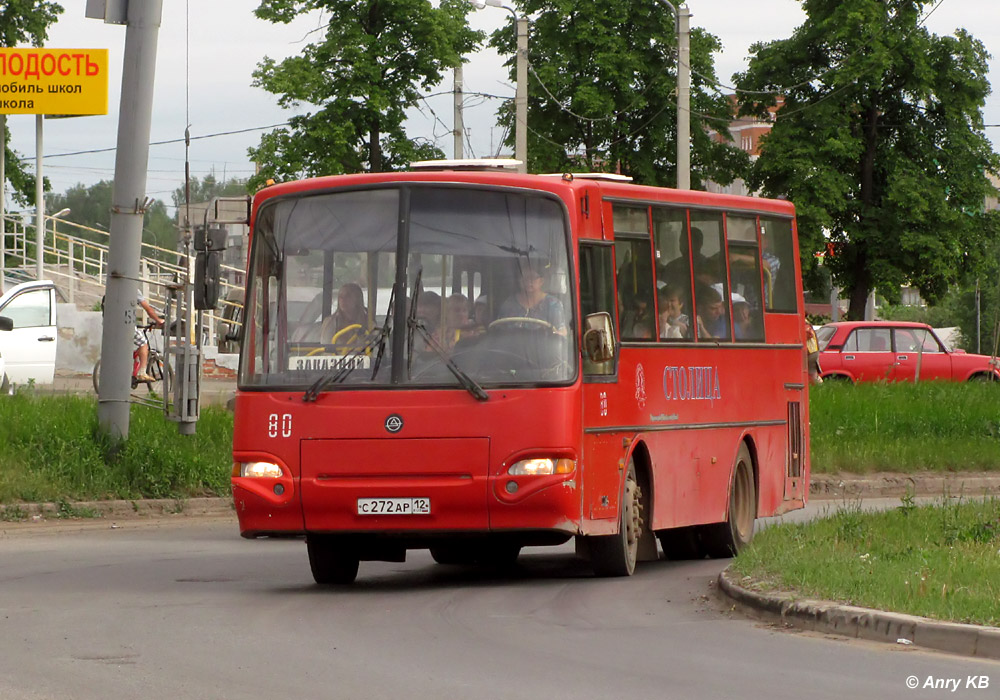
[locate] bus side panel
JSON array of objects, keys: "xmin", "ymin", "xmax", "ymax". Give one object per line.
[
  {"xmin": 748, "ymin": 423, "xmax": 787, "ymax": 518},
  {"xmin": 579, "ymin": 430, "xmax": 623, "ymax": 537},
  {"xmin": 605, "ymin": 344, "xmax": 805, "ymax": 530}
]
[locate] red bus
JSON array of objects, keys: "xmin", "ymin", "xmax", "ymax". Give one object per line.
[{"xmin": 230, "ymin": 162, "xmax": 809, "ymax": 584}]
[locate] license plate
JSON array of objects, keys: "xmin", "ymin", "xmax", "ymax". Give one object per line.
[{"xmin": 357, "ymin": 498, "xmax": 431, "ymax": 515}]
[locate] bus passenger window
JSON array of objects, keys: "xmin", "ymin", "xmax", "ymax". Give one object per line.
[
  {"xmin": 614, "ymin": 238, "xmax": 656, "ymax": 341},
  {"xmin": 689, "ymin": 213, "xmax": 729, "ymax": 341},
  {"xmin": 652, "ymin": 207, "xmax": 693, "ymax": 341},
  {"xmin": 760, "ymin": 217, "xmax": 797, "ymax": 312},
  {"xmin": 726, "ymin": 215, "xmax": 765, "ymax": 342}
]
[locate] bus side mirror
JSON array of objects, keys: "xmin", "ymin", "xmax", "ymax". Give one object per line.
[
  {"xmin": 194, "ymin": 225, "xmax": 228, "ymax": 252},
  {"xmin": 583, "ymin": 312, "xmax": 615, "ymax": 363},
  {"xmin": 0, "ymin": 316, "xmax": 12, "ymax": 332},
  {"xmin": 194, "ymin": 250, "xmax": 221, "ymax": 310}
]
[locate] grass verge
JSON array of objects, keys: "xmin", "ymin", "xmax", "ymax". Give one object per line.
[
  {"xmin": 810, "ymin": 381, "xmax": 1000, "ymax": 473},
  {"xmin": 732, "ymin": 497, "xmax": 1000, "ymax": 626},
  {"xmin": 0, "ymin": 393, "xmax": 232, "ymax": 503}
]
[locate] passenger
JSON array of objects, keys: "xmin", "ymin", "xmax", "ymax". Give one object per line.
[
  {"xmin": 410, "ymin": 290, "xmax": 442, "ymax": 355},
  {"xmin": 732, "ymin": 294, "xmax": 754, "ymax": 340},
  {"xmin": 438, "ymin": 293, "xmax": 475, "ymax": 350},
  {"xmin": 452, "ymin": 294, "xmax": 490, "ymax": 352},
  {"xmin": 620, "ymin": 297, "xmax": 655, "ymax": 340},
  {"xmin": 658, "ymin": 284, "xmax": 690, "ymax": 339},
  {"xmin": 659, "ymin": 227, "xmax": 709, "ymax": 291},
  {"xmin": 415, "ymin": 291, "xmax": 442, "ymax": 334},
  {"xmin": 696, "ymin": 286, "xmax": 728, "ymax": 339},
  {"xmin": 498, "ymin": 266, "xmax": 566, "ymax": 335},
  {"xmin": 805, "ymin": 321, "xmax": 823, "ymax": 385}
]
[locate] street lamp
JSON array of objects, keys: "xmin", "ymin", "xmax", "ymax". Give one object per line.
[
  {"xmin": 653, "ymin": 0, "xmax": 691, "ymax": 190},
  {"xmin": 469, "ymin": 0, "xmax": 528, "ymax": 173}
]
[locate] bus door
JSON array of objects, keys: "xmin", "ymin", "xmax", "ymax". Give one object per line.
[{"xmin": 579, "ymin": 241, "xmax": 621, "ymax": 524}]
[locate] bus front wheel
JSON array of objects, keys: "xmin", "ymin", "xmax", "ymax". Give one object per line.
[
  {"xmin": 306, "ymin": 536, "xmax": 360, "ymax": 585},
  {"xmin": 587, "ymin": 459, "xmax": 642, "ymax": 577}
]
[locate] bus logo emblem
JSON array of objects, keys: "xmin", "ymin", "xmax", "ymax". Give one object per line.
[{"xmin": 385, "ymin": 414, "xmax": 404, "ymax": 433}]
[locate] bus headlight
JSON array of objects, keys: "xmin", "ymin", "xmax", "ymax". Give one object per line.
[
  {"xmin": 507, "ymin": 458, "xmax": 575, "ymax": 476},
  {"xmin": 235, "ymin": 461, "xmax": 284, "ymax": 479}
]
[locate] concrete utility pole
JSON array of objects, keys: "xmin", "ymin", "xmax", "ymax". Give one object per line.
[
  {"xmin": 470, "ymin": 0, "xmax": 528, "ymax": 172},
  {"xmin": 93, "ymin": 0, "xmax": 164, "ymax": 441},
  {"xmin": 35, "ymin": 115, "xmax": 44, "ymax": 279},
  {"xmin": 654, "ymin": 0, "xmax": 691, "ymax": 190},
  {"xmin": 454, "ymin": 65, "xmax": 464, "ymax": 159},
  {"xmin": 514, "ymin": 14, "xmax": 528, "ymax": 173}
]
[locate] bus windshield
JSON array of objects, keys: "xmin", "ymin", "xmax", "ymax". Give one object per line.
[{"xmin": 239, "ymin": 184, "xmax": 576, "ymax": 391}]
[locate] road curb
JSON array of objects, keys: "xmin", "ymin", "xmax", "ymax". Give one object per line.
[
  {"xmin": 717, "ymin": 568, "xmax": 1000, "ymax": 661},
  {"xmin": 0, "ymin": 497, "xmax": 235, "ymax": 522},
  {"xmin": 809, "ymin": 473, "xmax": 1000, "ymax": 499}
]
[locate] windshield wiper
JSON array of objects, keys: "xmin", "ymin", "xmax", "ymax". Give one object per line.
[
  {"xmin": 407, "ymin": 318, "xmax": 489, "ymax": 402},
  {"xmin": 302, "ymin": 324, "xmax": 387, "ymax": 402},
  {"xmin": 370, "ymin": 286, "xmax": 396, "ymax": 380},
  {"xmin": 405, "ymin": 268, "xmax": 422, "ymax": 379}
]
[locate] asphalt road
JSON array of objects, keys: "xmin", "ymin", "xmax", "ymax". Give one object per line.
[{"xmin": 0, "ymin": 507, "xmax": 996, "ymax": 700}]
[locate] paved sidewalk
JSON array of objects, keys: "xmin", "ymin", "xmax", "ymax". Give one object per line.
[{"xmin": 718, "ymin": 569, "xmax": 1000, "ymax": 661}]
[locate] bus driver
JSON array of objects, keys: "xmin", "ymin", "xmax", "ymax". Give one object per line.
[{"xmin": 498, "ymin": 266, "xmax": 567, "ymax": 335}]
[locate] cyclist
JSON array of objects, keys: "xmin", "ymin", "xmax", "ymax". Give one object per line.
[{"xmin": 135, "ymin": 293, "xmax": 164, "ymax": 381}]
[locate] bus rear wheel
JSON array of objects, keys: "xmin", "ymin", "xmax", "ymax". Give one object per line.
[
  {"xmin": 306, "ymin": 536, "xmax": 360, "ymax": 585},
  {"xmin": 702, "ymin": 444, "xmax": 756, "ymax": 558},
  {"xmin": 588, "ymin": 459, "xmax": 642, "ymax": 577}
]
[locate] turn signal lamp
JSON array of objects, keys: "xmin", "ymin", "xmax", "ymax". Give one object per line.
[
  {"xmin": 507, "ymin": 458, "xmax": 575, "ymax": 476},
  {"xmin": 234, "ymin": 461, "xmax": 283, "ymax": 478}
]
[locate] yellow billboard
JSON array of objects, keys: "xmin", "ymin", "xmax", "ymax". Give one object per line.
[{"xmin": 0, "ymin": 48, "xmax": 109, "ymax": 116}]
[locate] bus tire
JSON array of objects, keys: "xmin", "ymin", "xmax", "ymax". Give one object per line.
[
  {"xmin": 588, "ymin": 459, "xmax": 641, "ymax": 577},
  {"xmin": 702, "ymin": 443, "xmax": 756, "ymax": 558},
  {"xmin": 306, "ymin": 537, "xmax": 360, "ymax": 585}
]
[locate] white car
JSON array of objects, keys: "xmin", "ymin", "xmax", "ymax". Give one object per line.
[{"xmin": 0, "ymin": 280, "xmax": 58, "ymax": 390}]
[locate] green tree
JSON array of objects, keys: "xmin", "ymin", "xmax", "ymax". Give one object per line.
[
  {"xmin": 489, "ymin": 0, "xmax": 748, "ymax": 187},
  {"xmin": 937, "ymin": 210, "xmax": 1000, "ymax": 353},
  {"xmin": 46, "ymin": 180, "xmax": 177, "ymax": 257},
  {"xmin": 248, "ymin": 0, "xmax": 482, "ymax": 189},
  {"xmin": 735, "ymin": 0, "xmax": 999, "ymax": 320},
  {"xmin": 170, "ymin": 173, "xmax": 248, "ymax": 211},
  {"xmin": 1, "ymin": 1, "xmax": 63, "ymax": 205}
]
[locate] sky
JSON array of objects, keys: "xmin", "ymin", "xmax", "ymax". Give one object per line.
[{"xmin": 4, "ymin": 0, "xmax": 999, "ymax": 217}]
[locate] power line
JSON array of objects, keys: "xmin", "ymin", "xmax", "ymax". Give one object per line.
[{"xmin": 21, "ymin": 122, "xmax": 292, "ymax": 162}]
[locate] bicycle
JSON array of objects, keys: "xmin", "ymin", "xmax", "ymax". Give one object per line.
[{"xmin": 92, "ymin": 324, "xmax": 174, "ymax": 396}]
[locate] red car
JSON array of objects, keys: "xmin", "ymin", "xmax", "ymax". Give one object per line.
[{"xmin": 816, "ymin": 321, "xmax": 1000, "ymax": 383}]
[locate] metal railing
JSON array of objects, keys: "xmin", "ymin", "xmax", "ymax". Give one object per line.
[{"xmin": 0, "ymin": 213, "xmax": 244, "ymax": 347}]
